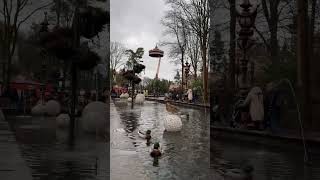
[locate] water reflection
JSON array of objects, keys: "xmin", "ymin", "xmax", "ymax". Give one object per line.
[
  {"xmin": 8, "ymin": 115, "xmax": 107, "ymax": 180},
  {"xmin": 211, "ymin": 138, "xmax": 320, "ymax": 180}
]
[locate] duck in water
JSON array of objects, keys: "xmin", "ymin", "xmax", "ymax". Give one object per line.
[
  {"xmin": 138, "ymin": 130, "xmax": 152, "ymax": 145},
  {"xmin": 150, "ymin": 142, "xmax": 162, "ymax": 158}
]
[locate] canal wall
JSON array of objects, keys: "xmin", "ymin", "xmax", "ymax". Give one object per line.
[
  {"xmin": 0, "ymin": 109, "xmax": 33, "ymax": 180},
  {"xmin": 212, "ymin": 125, "xmax": 320, "ymax": 149},
  {"xmin": 145, "ymin": 97, "xmax": 210, "ymax": 109}
]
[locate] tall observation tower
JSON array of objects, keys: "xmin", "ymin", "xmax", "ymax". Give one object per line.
[{"xmin": 149, "ymin": 45, "xmax": 164, "ymax": 79}]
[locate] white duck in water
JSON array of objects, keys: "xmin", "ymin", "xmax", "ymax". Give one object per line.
[{"xmin": 164, "ymin": 102, "xmax": 183, "ymax": 132}]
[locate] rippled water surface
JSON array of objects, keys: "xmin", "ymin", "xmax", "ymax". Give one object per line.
[
  {"xmin": 111, "ymin": 100, "xmax": 211, "ymax": 180},
  {"xmin": 9, "ymin": 115, "xmax": 108, "ymax": 180}
]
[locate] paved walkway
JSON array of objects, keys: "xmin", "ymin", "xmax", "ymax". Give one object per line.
[{"xmin": 0, "ymin": 110, "xmax": 33, "ymax": 180}]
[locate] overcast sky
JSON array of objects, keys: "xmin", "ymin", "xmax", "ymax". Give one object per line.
[{"xmin": 110, "ymin": 0, "xmax": 176, "ymax": 81}]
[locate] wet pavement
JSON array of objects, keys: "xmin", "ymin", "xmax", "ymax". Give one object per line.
[
  {"xmin": 111, "ymin": 99, "xmax": 211, "ymax": 180},
  {"xmin": 0, "ymin": 117, "xmax": 33, "ymax": 180},
  {"xmin": 7, "ymin": 115, "xmax": 108, "ymax": 180}
]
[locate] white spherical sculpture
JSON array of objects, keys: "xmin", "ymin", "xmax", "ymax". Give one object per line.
[
  {"xmin": 135, "ymin": 94, "xmax": 145, "ymax": 104},
  {"xmin": 81, "ymin": 101, "xmax": 108, "ymax": 134},
  {"xmin": 44, "ymin": 100, "xmax": 61, "ymax": 116},
  {"xmin": 164, "ymin": 114, "xmax": 183, "ymax": 132},
  {"xmin": 56, "ymin": 113, "xmax": 70, "ymax": 128}
]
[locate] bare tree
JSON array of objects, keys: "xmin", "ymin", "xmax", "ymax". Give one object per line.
[
  {"xmin": 228, "ymin": 0, "xmax": 236, "ymax": 91},
  {"xmin": 161, "ymin": 6, "xmax": 189, "ymax": 90},
  {"xmin": 110, "ymin": 41, "xmax": 126, "ymax": 71},
  {"xmin": 186, "ymin": 33, "xmax": 200, "ymax": 79},
  {"xmin": 256, "ymin": 0, "xmax": 294, "ymax": 63},
  {"xmin": 166, "ymin": 0, "xmax": 211, "ymax": 103},
  {"xmin": 0, "ymin": 0, "xmax": 53, "ymax": 88}
]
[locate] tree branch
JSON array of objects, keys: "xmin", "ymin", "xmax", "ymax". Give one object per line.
[
  {"xmin": 17, "ymin": 2, "xmax": 54, "ymax": 29},
  {"xmin": 254, "ymin": 26, "xmax": 271, "ymax": 53}
]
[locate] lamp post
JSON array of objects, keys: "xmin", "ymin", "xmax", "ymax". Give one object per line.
[
  {"xmin": 39, "ymin": 12, "xmax": 49, "ymax": 104},
  {"xmin": 237, "ymin": 0, "xmax": 257, "ymax": 95},
  {"xmin": 184, "ymin": 61, "xmax": 191, "ymax": 89},
  {"xmin": 41, "ymin": 50, "xmax": 47, "ymax": 104}
]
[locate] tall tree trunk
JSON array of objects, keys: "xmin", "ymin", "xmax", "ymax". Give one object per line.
[
  {"xmin": 229, "ymin": 0, "xmax": 236, "ymax": 92},
  {"xmin": 297, "ymin": 0, "xmax": 310, "ymax": 129},
  {"xmin": 69, "ymin": 5, "xmax": 80, "ymax": 145},
  {"xmin": 269, "ymin": 6, "xmax": 279, "ymax": 64},
  {"xmin": 202, "ymin": 42, "xmax": 208, "ymax": 104},
  {"xmin": 309, "ymin": 0, "xmax": 316, "ymax": 60}
]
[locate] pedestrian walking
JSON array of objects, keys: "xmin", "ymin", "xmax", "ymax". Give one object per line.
[{"xmin": 187, "ymin": 89, "xmax": 193, "ymax": 103}]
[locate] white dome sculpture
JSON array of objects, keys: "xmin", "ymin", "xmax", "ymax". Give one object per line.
[
  {"xmin": 135, "ymin": 94, "xmax": 145, "ymax": 104},
  {"xmin": 81, "ymin": 112, "xmax": 107, "ymax": 134},
  {"xmin": 56, "ymin": 113, "xmax": 70, "ymax": 128},
  {"xmin": 31, "ymin": 104, "xmax": 46, "ymax": 115},
  {"xmin": 81, "ymin": 101, "xmax": 108, "ymax": 134},
  {"xmin": 127, "ymin": 97, "xmax": 132, "ymax": 102},
  {"xmin": 164, "ymin": 114, "xmax": 183, "ymax": 132},
  {"xmin": 82, "ymin": 101, "xmax": 107, "ymax": 115},
  {"xmin": 44, "ymin": 100, "xmax": 61, "ymax": 116}
]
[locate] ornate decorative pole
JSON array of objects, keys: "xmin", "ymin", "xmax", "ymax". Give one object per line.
[
  {"xmin": 40, "ymin": 12, "xmax": 49, "ymax": 104},
  {"xmin": 236, "ymin": 0, "xmax": 257, "ymax": 95},
  {"xmin": 184, "ymin": 61, "xmax": 190, "ymax": 89}
]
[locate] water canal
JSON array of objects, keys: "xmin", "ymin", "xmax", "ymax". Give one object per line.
[
  {"xmin": 211, "ymin": 128, "xmax": 320, "ymax": 180},
  {"xmin": 111, "ymin": 99, "xmax": 211, "ymax": 180},
  {"xmin": 6, "ymin": 99, "xmax": 320, "ymax": 180},
  {"xmin": 8, "ymin": 115, "xmax": 108, "ymax": 180}
]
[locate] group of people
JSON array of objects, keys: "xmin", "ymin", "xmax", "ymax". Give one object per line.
[
  {"xmin": 213, "ymin": 84, "xmax": 283, "ymax": 132},
  {"xmin": 167, "ymin": 88, "xmax": 197, "ymax": 103}
]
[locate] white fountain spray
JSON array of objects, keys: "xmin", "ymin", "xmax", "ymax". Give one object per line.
[{"xmin": 277, "ymin": 78, "xmax": 309, "ymax": 163}]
